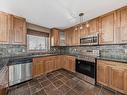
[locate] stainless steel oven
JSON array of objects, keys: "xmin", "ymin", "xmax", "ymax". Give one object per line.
[
  {"xmin": 76, "ymin": 59, "xmax": 96, "ymax": 78},
  {"xmin": 80, "ymin": 34, "xmax": 99, "ymax": 45}
]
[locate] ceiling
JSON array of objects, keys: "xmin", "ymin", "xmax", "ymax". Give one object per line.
[{"xmin": 0, "ymin": 0, "xmax": 127, "ymax": 29}]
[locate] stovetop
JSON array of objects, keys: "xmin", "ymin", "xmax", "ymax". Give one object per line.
[{"xmin": 76, "ymin": 50, "xmax": 100, "ymax": 63}]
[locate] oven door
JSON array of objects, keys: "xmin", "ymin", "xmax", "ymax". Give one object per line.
[{"xmin": 76, "ymin": 59, "xmax": 95, "ymax": 78}]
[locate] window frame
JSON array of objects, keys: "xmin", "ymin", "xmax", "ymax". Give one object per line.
[{"xmin": 27, "ymin": 34, "xmax": 50, "ymax": 53}]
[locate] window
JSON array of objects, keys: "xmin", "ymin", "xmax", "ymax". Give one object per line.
[{"xmin": 27, "ymin": 29, "xmax": 49, "ymax": 52}]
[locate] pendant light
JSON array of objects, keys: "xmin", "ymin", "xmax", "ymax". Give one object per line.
[
  {"xmin": 79, "ymin": 13, "xmax": 84, "ymax": 30},
  {"xmin": 75, "ymin": 12, "xmax": 89, "ymax": 31}
]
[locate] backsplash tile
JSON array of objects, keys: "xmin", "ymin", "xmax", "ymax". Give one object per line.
[
  {"xmin": 51, "ymin": 45, "xmax": 127, "ymax": 59},
  {"xmin": 0, "ymin": 44, "xmax": 27, "ymax": 57}
]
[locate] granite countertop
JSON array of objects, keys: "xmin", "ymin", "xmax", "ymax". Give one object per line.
[
  {"xmin": 97, "ymin": 56, "xmax": 127, "ymax": 63},
  {"xmin": 0, "ymin": 53, "xmax": 76, "ymax": 70}
]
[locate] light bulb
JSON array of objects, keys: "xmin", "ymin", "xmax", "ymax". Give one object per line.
[
  {"xmin": 80, "ymin": 26, "xmax": 83, "ymax": 29},
  {"xmin": 75, "ymin": 28, "xmax": 78, "ymax": 30},
  {"xmin": 86, "ymin": 23, "xmax": 89, "ymax": 28}
]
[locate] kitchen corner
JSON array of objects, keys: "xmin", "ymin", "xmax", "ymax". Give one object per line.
[{"xmin": 1, "ymin": 2, "xmax": 127, "ymax": 95}]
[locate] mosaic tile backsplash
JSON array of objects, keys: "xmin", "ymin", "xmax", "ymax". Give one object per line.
[
  {"xmin": 0, "ymin": 44, "xmax": 27, "ymax": 57},
  {"xmin": 51, "ymin": 45, "xmax": 127, "ymax": 60}
]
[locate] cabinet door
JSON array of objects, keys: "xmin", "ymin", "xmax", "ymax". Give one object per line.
[
  {"xmin": 45, "ymin": 59, "xmax": 55, "ymax": 73},
  {"xmin": 110, "ymin": 67, "xmax": 124, "ymax": 91},
  {"xmin": 80, "ymin": 24, "xmax": 89, "ymax": 37},
  {"xmin": 65, "ymin": 28, "xmax": 72, "ymax": 46},
  {"xmin": 55, "ymin": 56, "xmax": 64, "ymax": 70},
  {"xmin": 0, "ymin": 12, "xmax": 11, "ymax": 44},
  {"xmin": 64, "ymin": 56, "xmax": 75, "ymax": 72},
  {"xmin": 0, "ymin": 66, "xmax": 8, "ymax": 95},
  {"xmin": 68, "ymin": 59, "xmax": 75, "ymax": 72},
  {"xmin": 32, "ymin": 59, "xmax": 44, "ymax": 77},
  {"xmin": 12, "ymin": 16, "xmax": 26, "ymax": 45},
  {"xmin": 68, "ymin": 57, "xmax": 75, "ymax": 72},
  {"xmin": 99, "ymin": 13, "xmax": 114, "ymax": 44},
  {"xmin": 0, "ymin": 88, "xmax": 6, "ymax": 95},
  {"xmin": 97, "ymin": 61, "xmax": 109, "ymax": 86},
  {"xmin": 120, "ymin": 7, "xmax": 127, "ymax": 43},
  {"xmin": 123, "ymin": 71, "xmax": 127, "ymax": 94},
  {"xmin": 50, "ymin": 29, "xmax": 60, "ymax": 46},
  {"xmin": 88, "ymin": 18, "xmax": 99, "ymax": 35}
]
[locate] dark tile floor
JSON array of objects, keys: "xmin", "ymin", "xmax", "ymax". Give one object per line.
[{"xmin": 8, "ymin": 69, "xmax": 125, "ymax": 95}]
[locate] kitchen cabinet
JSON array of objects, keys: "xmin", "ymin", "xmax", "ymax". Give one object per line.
[
  {"xmin": 0, "ymin": 12, "xmax": 11, "ymax": 44},
  {"xmin": 80, "ymin": 24, "xmax": 89, "ymax": 37},
  {"xmin": 0, "ymin": 88, "xmax": 6, "ymax": 95},
  {"xmin": 50, "ymin": 28, "xmax": 60, "ymax": 46},
  {"xmin": 65, "ymin": 27, "xmax": 80, "ymax": 46},
  {"xmin": 44, "ymin": 57, "xmax": 56, "ymax": 73},
  {"xmin": 12, "ymin": 16, "xmax": 26, "ymax": 45},
  {"xmin": 32, "ymin": 58, "xmax": 45, "ymax": 77},
  {"xmin": 124, "ymin": 72, "xmax": 127, "ymax": 93},
  {"xmin": 110, "ymin": 67, "xmax": 124, "ymax": 92},
  {"xmin": 0, "ymin": 66, "xmax": 8, "ymax": 95},
  {"xmin": 65, "ymin": 28, "xmax": 73, "ymax": 46},
  {"xmin": 64, "ymin": 56, "xmax": 75, "ymax": 72},
  {"xmin": 32, "ymin": 55, "xmax": 76, "ymax": 78},
  {"xmin": 55, "ymin": 55, "xmax": 66, "ymax": 70},
  {"xmin": 119, "ymin": 7, "xmax": 127, "ymax": 43},
  {"xmin": 97, "ymin": 61, "xmax": 109, "ymax": 86},
  {"xmin": 87, "ymin": 18, "xmax": 99, "ymax": 35},
  {"xmin": 0, "ymin": 12, "xmax": 27, "ymax": 45},
  {"xmin": 99, "ymin": 12, "xmax": 114, "ymax": 44},
  {"xmin": 74, "ymin": 27, "xmax": 81, "ymax": 45},
  {"xmin": 97, "ymin": 60, "xmax": 127, "ymax": 94},
  {"xmin": 51, "ymin": 28, "xmax": 66, "ymax": 46}
]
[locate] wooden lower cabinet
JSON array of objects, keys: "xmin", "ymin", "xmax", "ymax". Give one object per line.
[
  {"xmin": 44, "ymin": 57, "xmax": 55, "ymax": 73},
  {"xmin": 97, "ymin": 60, "xmax": 127, "ymax": 94},
  {"xmin": 0, "ymin": 88, "xmax": 7, "ymax": 95},
  {"xmin": 97, "ymin": 61, "xmax": 109, "ymax": 86},
  {"xmin": 124, "ymin": 72, "xmax": 127, "ymax": 94},
  {"xmin": 32, "ymin": 58, "xmax": 45, "ymax": 77},
  {"xmin": 32, "ymin": 55, "xmax": 76, "ymax": 78},
  {"xmin": 64, "ymin": 56, "xmax": 75, "ymax": 72},
  {"xmin": 110, "ymin": 67, "xmax": 124, "ymax": 92},
  {"xmin": 55, "ymin": 55, "xmax": 66, "ymax": 70},
  {"xmin": 0, "ymin": 66, "xmax": 8, "ymax": 95}
]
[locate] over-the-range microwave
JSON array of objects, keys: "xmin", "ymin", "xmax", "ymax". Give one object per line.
[{"xmin": 80, "ymin": 34, "xmax": 99, "ymax": 45}]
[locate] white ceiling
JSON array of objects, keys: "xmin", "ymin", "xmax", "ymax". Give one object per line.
[{"xmin": 0, "ymin": 0, "xmax": 127, "ymax": 29}]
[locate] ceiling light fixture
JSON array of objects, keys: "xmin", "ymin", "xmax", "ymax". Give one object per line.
[
  {"xmin": 75, "ymin": 12, "xmax": 89, "ymax": 31},
  {"xmin": 79, "ymin": 13, "xmax": 84, "ymax": 30}
]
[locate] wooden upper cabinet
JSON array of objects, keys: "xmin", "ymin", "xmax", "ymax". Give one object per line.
[
  {"xmin": 0, "ymin": 12, "xmax": 26, "ymax": 45},
  {"xmin": 50, "ymin": 28, "xmax": 60, "ymax": 46},
  {"xmin": 88, "ymin": 18, "xmax": 99, "ymax": 35},
  {"xmin": 65, "ymin": 27, "xmax": 80, "ymax": 46},
  {"xmin": 80, "ymin": 24, "xmax": 89, "ymax": 37},
  {"xmin": 74, "ymin": 27, "xmax": 80, "ymax": 45},
  {"xmin": 0, "ymin": 12, "xmax": 11, "ymax": 44},
  {"xmin": 119, "ymin": 7, "xmax": 127, "ymax": 43},
  {"xmin": 65, "ymin": 28, "xmax": 73, "ymax": 46},
  {"xmin": 99, "ymin": 12, "xmax": 114, "ymax": 44},
  {"xmin": 12, "ymin": 16, "xmax": 26, "ymax": 45}
]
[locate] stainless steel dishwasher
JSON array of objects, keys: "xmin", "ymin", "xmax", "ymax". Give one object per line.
[{"xmin": 9, "ymin": 57, "xmax": 32, "ymax": 86}]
